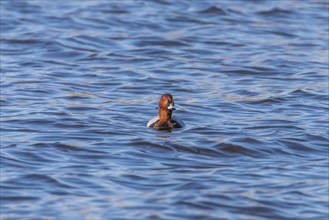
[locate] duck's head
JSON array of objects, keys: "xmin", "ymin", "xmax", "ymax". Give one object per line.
[{"xmin": 158, "ymin": 93, "xmax": 175, "ymax": 119}]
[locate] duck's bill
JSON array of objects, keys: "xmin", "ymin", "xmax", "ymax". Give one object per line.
[{"xmin": 168, "ymin": 103, "xmax": 175, "ymax": 110}]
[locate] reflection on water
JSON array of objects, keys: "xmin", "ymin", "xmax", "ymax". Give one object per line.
[{"xmin": 1, "ymin": 0, "xmax": 328, "ymax": 219}]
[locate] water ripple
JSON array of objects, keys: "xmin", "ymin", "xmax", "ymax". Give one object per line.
[{"xmin": 1, "ymin": 0, "xmax": 328, "ymax": 219}]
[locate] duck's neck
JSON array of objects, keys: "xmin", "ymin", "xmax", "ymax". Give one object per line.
[{"xmin": 158, "ymin": 109, "xmax": 172, "ymax": 124}]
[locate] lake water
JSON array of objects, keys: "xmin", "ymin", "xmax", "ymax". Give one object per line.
[{"xmin": 1, "ymin": 0, "xmax": 328, "ymax": 219}]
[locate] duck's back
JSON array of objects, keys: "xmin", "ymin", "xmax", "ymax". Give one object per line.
[{"xmin": 147, "ymin": 115, "xmax": 184, "ymax": 129}]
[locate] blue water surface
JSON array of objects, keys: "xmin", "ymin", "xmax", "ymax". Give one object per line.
[{"xmin": 1, "ymin": 1, "xmax": 328, "ymax": 219}]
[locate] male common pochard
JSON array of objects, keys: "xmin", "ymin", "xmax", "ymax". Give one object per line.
[{"xmin": 147, "ymin": 93, "xmax": 184, "ymax": 130}]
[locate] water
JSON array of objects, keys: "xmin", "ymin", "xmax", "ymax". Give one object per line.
[{"xmin": 1, "ymin": 0, "xmax": 328, "ymax": 219}]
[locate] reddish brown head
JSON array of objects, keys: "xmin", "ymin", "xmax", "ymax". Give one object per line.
[{"xmin": 158, "ymin": 93, "xmax": 175, "ymax": 123}]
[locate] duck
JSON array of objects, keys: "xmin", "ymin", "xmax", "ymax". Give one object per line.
[{"xmin": 147, "ymin": 93, "xmax": 184, "ymax": 130}]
